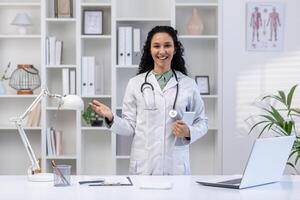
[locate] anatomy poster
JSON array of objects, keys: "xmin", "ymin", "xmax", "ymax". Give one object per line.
[{"xmin": 246, "ymin": 2, "xmax": 284, "ymax": 51}]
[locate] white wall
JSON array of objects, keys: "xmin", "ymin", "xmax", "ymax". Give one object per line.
[{"xmin": 222, "ymin": 0, "xmax": 300, "ymax": 174}]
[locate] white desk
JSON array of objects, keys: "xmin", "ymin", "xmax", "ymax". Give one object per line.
[{"xmin": 0, "ymin": 175, "xmax": 299, "ymax": 200}]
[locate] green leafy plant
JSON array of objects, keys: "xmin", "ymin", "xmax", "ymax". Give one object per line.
[
  {"xmin": 249, "ymin": 85, "xmax": 300, "ymax": 174},
  {"xmin": 82, "ymin": 105, "xmax": 103, "ymax": 126}
]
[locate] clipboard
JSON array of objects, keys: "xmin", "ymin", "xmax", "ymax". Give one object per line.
[{"xmin": 87, "ymin": 176, "xmax": 133, "ymax": 186}]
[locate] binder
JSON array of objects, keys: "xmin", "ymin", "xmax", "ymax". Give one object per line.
[
  {"xmin": 87, "ymin": 56, "xmax": 95, "ymax": 96},
  {"xmin": 125, "ymin": 26, "xmax": 132, "ymax": 66},
  {"xmin": 132, "ymin": 28, "xmax": 141, "ymax": 65},
  {"xmin": 118, "ymin": 27, "xmax": 126, "ymax": 66},
  {"xmin": 62, "ymin": 68, "xmax": 69, "ymax": 96},
  {"xmin": 81, "ymin": 57, "xmax": 88, "ymax": 96}
]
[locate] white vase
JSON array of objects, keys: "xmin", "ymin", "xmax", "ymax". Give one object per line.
[
  {"xmin": 187, "ymin": 8, "xmax": 204, "ymax": 35},
  {"xmin": 0, "ymin": 80, "xmax": 6, "ymax": 95}
]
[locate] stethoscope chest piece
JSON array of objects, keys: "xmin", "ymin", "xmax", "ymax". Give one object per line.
[{"xmin": 169, "ymin": 109, "xmax": 178, "ymax": 119}]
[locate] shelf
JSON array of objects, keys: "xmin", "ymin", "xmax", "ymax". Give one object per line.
[
  {"xmin": 0, "ymin": 2, "xmax": 40, "ymax": 7},
  {"xmin": 81, "ymin": 127, "xmax": 109, "ymax": 131},
  {"xmin": 46, "ymin": 65, "xmax": 76, "ymax": 69},
  {"xmin": 202, "ymin": 95, "xmax": 218, "ymax": 99},
  {"xmin": 0, "ymin": 126, "xmax": 41, "ymax": 130},
  {"xmin": 81, "ymin": 2, "xmax": 111, "ymax": 7},
  {"xmin": 116, "ymin": 17, "xmax": 171, "ymax": 22},
  {"xmin": 116, "ymin": 65, "xmax": 139, "ymax": 69},
  {"xmin": 208, "ymin": 127, "xmax": 218, "ymax": 131},
  {"xmin": 0, "ymin": 34, "xmax": 41, "ymax": 39},
  {"xmin": 45, "ymin": 18, "xmax": 76, "ymax": 22},
  {"xmin": 81, "ymin": 95, "xmax": 112, "ymax": 98},
  {"xmin": 46, "ymin": 155, "xmax": 77, "ymax": 160},
  {"xmin": 179, "ymin": 35, "xmax": 218, "ymax": 39},
  {"xmin": 0, "ymin": 94, "xmax": 38, "ymax": 98},
  {"xmin": 175, "ymin": 3, "xmax": 218, "ymax": 7},
  {"xmin": 46, "ymin": 107, "xmax": 77, "ymax": 111},
  {"xmin": 116, "ymin": 155, "xmax": 130, "ymax": 159},
  {"xmin": 81, "ymin": 35, "xmax": 112, "ymax": 39}
]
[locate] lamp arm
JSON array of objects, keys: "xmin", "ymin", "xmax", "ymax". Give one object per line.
[
  {"xmin": 10, "ymin": 88, "xmax": 62, "ymax": 173},
  {"xmin": 19, "ymin": 88, "xmax": 62, "ymax": 122}
]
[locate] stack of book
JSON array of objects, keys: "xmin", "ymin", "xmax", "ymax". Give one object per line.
[
  {"xmin": 45, "ymin": 36, "xmax": 63, "ymax": 65},
  {"xmin": 46, "ymin": 127, "xmax": 63, "ymax": 156}
]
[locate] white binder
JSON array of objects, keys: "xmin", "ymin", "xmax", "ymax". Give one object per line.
[
  {"xmin": 81, "ymin": 57, "xmax": 89, "ymax": 96},
  {"xmin": 87, "ymin": 56, "xmax": 95, "ymax": 96},
  {"xmin": 118, "ymin": 27, "xmax": 126, "ymax": 66},
  {"xmin": 132, "ymin": 28, "xmax": 141, "ymax": 65},
  {"xmin": 125, "ymin": 26, "xmax": 132, "ymax": 65}
]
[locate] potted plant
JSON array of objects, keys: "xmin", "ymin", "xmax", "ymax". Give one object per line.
[
  {"xmin": 249, "ymin": 85, "xmax": 300, "ymax": 174},
  {"xmin": 82, "ymin": 105, "xmax": 104, "ymax": 127}
]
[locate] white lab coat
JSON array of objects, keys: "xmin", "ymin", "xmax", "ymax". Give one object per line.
[{"xmin": 109, "ymin": 70, "xmax": 208, "ymax": 175}]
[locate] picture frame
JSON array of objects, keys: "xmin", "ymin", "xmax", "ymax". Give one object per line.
[
  {"xmin": 246, "ymin": 2, "xmax": 284, "ymax": 51},
  {"xmin": 54, "ymin": 0, "xmax": 73, "ymax": 18},
  {"xmin": 195, "ymin": 76, "xmax": 210, "ymax": 95},
  {"xmin": 83, "ymin": 10, "xmax": 103, "ymax": 35}
]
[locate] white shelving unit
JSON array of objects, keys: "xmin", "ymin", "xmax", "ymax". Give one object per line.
[{"xmin": 0, "ymin": 0, "xmax": 221, "ymax": 176}]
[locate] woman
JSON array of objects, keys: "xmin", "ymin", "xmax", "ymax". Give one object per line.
[{"xmin": 90, "ymin": 26, "xmax": 208, "ymax": 175}]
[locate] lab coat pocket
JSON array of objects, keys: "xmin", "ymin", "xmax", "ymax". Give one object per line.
[
  {"xmin": 172, "ymin": 146, "xmax": 190, "ymax": 175},
  {"xmin": 129, "ymin": 149, "xmax": 148, "ymax": 175}
]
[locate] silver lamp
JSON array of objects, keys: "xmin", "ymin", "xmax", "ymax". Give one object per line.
[
  {"xmin": 10, "ymin": 88, "xmax": 84, "ymax": 182},
  {"xmin": 11, "ymin": 13, "xmax": 32, "ymax": 34}
]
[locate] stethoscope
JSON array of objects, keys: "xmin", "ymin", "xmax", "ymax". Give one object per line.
[{"xmin": 140, "ymin": 69, "xmax": 179, "ymax": 119}]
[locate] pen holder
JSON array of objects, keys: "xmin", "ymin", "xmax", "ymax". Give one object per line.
[{"xmin": 53, "ymin": 165, "xmax": 71, "ymax": 186}]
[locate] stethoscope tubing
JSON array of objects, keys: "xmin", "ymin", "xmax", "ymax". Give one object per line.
[{"xmin": 141, "ymin": 69, "xmax": 179, "ymax": 112}]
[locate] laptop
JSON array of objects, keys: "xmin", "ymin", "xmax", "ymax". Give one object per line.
[{"xmin": 197, "ymin": 135, "xmax": 295, "ymax": 189}]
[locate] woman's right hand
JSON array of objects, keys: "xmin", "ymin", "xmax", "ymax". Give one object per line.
[{"xmin": 89, "ymin": 100, "xmax": 113, "ymax": 121}]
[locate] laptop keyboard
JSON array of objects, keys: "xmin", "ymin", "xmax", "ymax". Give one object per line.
[{"xmin": 218, "ymin": 178, "xmax": 242, "ymax": 185}]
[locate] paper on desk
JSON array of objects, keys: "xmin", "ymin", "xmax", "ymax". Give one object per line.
[{"xmin": 139, "ymin": 180, "xmax": 173, "ymax": 190}]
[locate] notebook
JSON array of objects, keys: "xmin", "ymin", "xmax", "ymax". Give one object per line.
[{"xmin": 197, "ymin": 135, "xmax": 295, "ymax": 189}]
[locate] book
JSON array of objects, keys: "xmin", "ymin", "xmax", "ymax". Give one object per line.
[
  {"xmin": 55, "ymin": 130, "xmax": 63, "ymax": 156},
  {"xmin": 62, "ymin": 68, "xmax": 69, "ymax": 96},
  {"xmin": 55, "ymin": 40, "xmax": 63, "ymax": 65},
  {"xmin": 69, "ymin": 69, "xmax": 76, "ymax": 95}
]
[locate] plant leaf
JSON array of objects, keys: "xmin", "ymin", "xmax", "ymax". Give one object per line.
[
  {"xmin": 248, "ymin": 121, "xmax": 269, "ymax": 134},
  {"xmin": 258, "ymin": 123, "xmax": 272, "ymax": 138},
  {"xmin": 278, "ymin": 90, "xmax": 286, "ymax": 105},
  {"xmin": 287, "ymin": 84, "xmax": 297, "ymax": 109}
]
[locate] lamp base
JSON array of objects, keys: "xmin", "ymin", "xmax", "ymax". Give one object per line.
[{"xmin": 28, "ymin": 173, "xmax": 53, "ymax": 182}]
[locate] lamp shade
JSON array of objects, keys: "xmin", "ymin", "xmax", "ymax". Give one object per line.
[
  {"xmin": 11, "ymin": 13, "xmax": 32, "ymax": 26},
  {"xmin": 60, "ymin": 95, "xmax": 84, "ymax": 111}
]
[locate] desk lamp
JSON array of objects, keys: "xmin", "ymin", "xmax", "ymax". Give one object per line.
[{"xmin": 10, "ymin": 88, "xmax": 84, "ymax": 182}]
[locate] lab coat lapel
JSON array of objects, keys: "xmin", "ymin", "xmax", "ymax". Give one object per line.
[
  {"xmin": 148, "ymin": 73, "xmax": 163, "ymax": 94},
  {"xmin": 163, "ymin": 73, "xmax": 178, "ymax": 92}
]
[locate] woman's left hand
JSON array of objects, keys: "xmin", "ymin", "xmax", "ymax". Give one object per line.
[{"xmin": 172, "ymin": 120, "xmax": 190, "ymax": 137}]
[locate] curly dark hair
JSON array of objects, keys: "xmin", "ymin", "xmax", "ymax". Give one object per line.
[{"xmin": 137, "ymin": 26, "xmax": 187, "ymax": 75}]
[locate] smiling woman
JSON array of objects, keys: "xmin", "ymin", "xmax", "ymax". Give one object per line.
[{"xmin": 90, "ymin": 26, "xmax": 208, "ymax": 175}]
